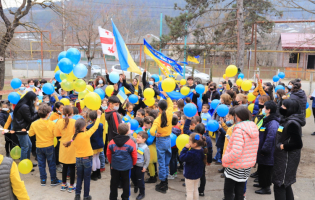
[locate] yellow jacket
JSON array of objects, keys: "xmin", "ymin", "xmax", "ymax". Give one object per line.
[
  {"xmin": 49, "ymin": 112, "xmax": 62, "ymax": 121},
  {"xmin": 29, "ymin": 119, "xmax": 55, "ymax": 148},
  {"xmin": 4, "ymin": 114, "xmax": 12, "ymax": 130},
  {"xmin": 150, "ymin": 97, "xmax": 173, "ymax": 137},
  {"xmin": 223, "ymin": 125, "xmax": 235, "ymax": 155},
  {"xmin": 0, "ymin": 155, "xmax": 30, "ymax": 200},
  {"xmin": 253, "ymin": 80, "xmax": 266, "ymax": 97},
  {"xmin": 100, "ymin": 113, "xmax": 108, "ymax": 144},
  {"xmin": 54, "ymin": 119, "xmax": 76, "ymax": 164}
]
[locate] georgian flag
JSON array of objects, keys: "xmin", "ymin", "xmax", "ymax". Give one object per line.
[{"xmin": 98, "ymin": 26, "xmax": 119, "ymax": 59}]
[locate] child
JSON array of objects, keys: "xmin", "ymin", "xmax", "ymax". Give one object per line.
[
  {"xmin": 136, "ymin": 109, "xmax": 145, "ymax": 119},
  {"xmin": 201, "ymin": 104, "xmax": 211, "ymax": 131},
  {"xmin": 144, "ymin": 107, "xmax": 152, "ymax": 117},
  {"xmin": 54, "ymin": 106, "xmax": 77, "ymax": 192},
  {"xmin": 0, "ymin": 101, "xmax": 11, "ymax": 157},
  {"xmin": 17, "ymin": 83, "xmax": 27, "ymax": 96},
  {"xmin": 107, "ymin": 123, "xmax": 137, "ymax": 200},
  {"xmin": 193, "ymin": 116, "xmax": 201, "ymax": 124},
  {"xmin": 133, "ymin": 117, "xmax": 144, "ymax": 139},
  {"xmin": 105, "ymin": 96, "xmax": 122, "ymax": 143},
  {"xmin": 43, "ymin": 95, "xmax": 51, "ymax": 106},
  {"xmin": 173, "ymin": 99, "xmax": 179, "ymax": 112},
  {"xmin": 131, "ymin": 131, "xmax": 150, "ymax": 200},
  {"xmin": 69, "ymin": 90, "xmax": 79, "ymax": 101},
  {"xmin": 101, "ymin": 99, "xmax": 108, "ymax": 111},
  {"xmin": 87, "ymin": 111, "xmax": 104, "ymax": 181},
  {"xmin": 180, "ymin": 133, "xmax": 207, "ymax": 200},
  {"xmin": 63, "ymin": 110, "xmax": 102, "ymax": 200},
  {"xmin": 177, "ymin": 99, "xmax": 185, "ymax": 112},
  {"xmin": 50, "ymin": 102, "xmax": 64, "ymax": 121},
  {"xmin": 168, "ymin": 115, "xmax": 181, "ymax": 179},
  {"xmin": 126, "ymin": 102, "xmax": 135, "ymax": 119},
  {"xmin": 28, "ymin": 104, "xmax": 62, "ymax": 186},
  {"xmin": 183, "ymin": 118, "xmax": 197, "ymax": 135}
]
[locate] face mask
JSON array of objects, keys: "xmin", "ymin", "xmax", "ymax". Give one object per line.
[
  {"xmin": 36, "ymin": 102, "xmax": 39, "ymax": 106},
  {"xmin": 37, "ymin": 84, "xmax": 41, "ymax": 88},
  {"xmin": 234, "ymin": 101, "xmax": 239, "ymax": 106},
  {"xmin": 259, "ymin": 104, "xmax": 264, "ymax": 109},
  {"xmin": 52, "ymin": 80, "xmax": 56, "ymax": 85},
  {"xmin": 279, "ymin": 107, "xmax": 287, "ymax": 116},
  {"xmin": 251, "ymin": 86, "xmax": 255, "ymax": 90},
  {"xmin": 29, "ymin": 84, "xmax": 34, "ymax": 88},
  {"xmin": 262, "ymin": 108, "xmax": 266, "ymax": 115},
  {"xmin": 58, "ymin": 110, "xmax": 62, "ymax": 114},
  {"xmin": 210, "ymin": 88, "xmax": 214, "ymax": 91},
  {"xmin": 228, "ymin": 119, "xmax": 234, "ymax": 124},
  {"xmin": 98, "ymin": 80, "xmax": 103, "ymax": 84},
  {"xmin": 288, "ymin": 85, "xmax": 292, "ymax": 89},
  {"xmin": 19, "ymin": 87, "xmax": 25, "ymax": 91},
  {"xmin": 218, "ymin": 84, "xmax": 222, "ymax": 88},
  {"xmin": 45, "ymin": 101, "xmax": 50, "ymax": 103},
  {"xmin": 75, "ymin": 91, "xmax": 79, "ymax": 94},
  {"xmin": 275, "ymin": 94, "xmax": 278, "ymax": 99},
  {"xmin": 102, "ymin": 106, "xmax": 107, "ymax": 110},
  {"xmin": 2, "ymin": 108, "xmax": 9, "ymax": 111},
  {"xmin": 149, "ymin": 81, "xmax": 154, "ymax": 85},
  {"xmin": 113, "ymin": 106, "xmax": 119, "ymax": 111}
]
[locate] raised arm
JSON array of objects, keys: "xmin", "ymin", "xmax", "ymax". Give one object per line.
[
  {"xmin": 84, "ymin": 111, "xmax": 102, "ymax": 137},
  {"xmin": 142, "ymin": 71, "xmax": 148, "ymax": 88}
]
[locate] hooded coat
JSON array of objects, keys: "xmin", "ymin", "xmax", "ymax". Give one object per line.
[
  {"xmin": 105, "ymin": 109, "xmax": 122, "ymax": 142},
  {"xmin": 290, "ymin": 89, "xmax": 307, "ymax": 119},
  {"xmin": 142, "ymin": 72, "xmax": 160, "ymax": 98},
  {"xmin": 272, "ymin": 113, "xmax": 304, "ymax": 187}
]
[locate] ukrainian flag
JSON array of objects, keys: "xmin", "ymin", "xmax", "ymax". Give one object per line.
[{"xmin": 112, "ymin": 20, "xmax": 142, "ymax": 75}]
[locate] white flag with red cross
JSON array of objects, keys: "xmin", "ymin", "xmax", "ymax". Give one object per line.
[{"xmin": 98, "ymin": 26, "xmax": 119, "ymax": 59}]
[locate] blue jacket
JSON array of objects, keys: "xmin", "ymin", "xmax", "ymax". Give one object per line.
[
  {"xmin": 0, "ymin": 110, "xmax": 9, "ymax": 128},
  {"xmin": 180, "ymin": 147, "xmax": 205, "ymax": 179},
  {"xmin": 201, "ymin": 112, "xmax": 211, "ymax": 131},
  {"xmin": 87, "ymin": 123, "xmax": 104, "ymax": 150},
  {"xmin": 310, "ymin": 97, "xmax": 315, "ymax": 108},
  {"xmin": 256, "ymin": 114, "xmax": 279, "ymax": 166},
  {"xmin": 172, "ymin": 126, "xmax": 181, "ymax": 136},
  {"xmin": 183, "ymin": 119, "xmax": 193, "ymax": 135}
]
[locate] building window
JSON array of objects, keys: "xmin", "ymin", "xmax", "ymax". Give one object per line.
[{"xmin": 289, "ymin": 53, "xmax": 299, "ymax": 63}]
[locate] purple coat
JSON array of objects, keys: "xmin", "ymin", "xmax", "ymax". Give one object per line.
[{"xmin": 256, "ymin": 114, "xmax": 279, "ymax": 166}]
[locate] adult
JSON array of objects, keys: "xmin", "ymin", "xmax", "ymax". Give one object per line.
[
  {"xmin": 235, "ymin": 94, "xmax": 248, "ymax": 107},
  {"xmin": 202, "ymin": 82, "xmax": 220, "ymax": 105},
  {"xmin": 187, "ymin": 76, "xmax": 200, "ymax": 105},
  {"xmin": 255, "ymin": 101, "xmax": 279, "ymax": 195},
  {"xmin": 122, "ymin": 75, "xmax": 144, "ymax": 112},
  {"xmin": 94, "ymin": 76, "xmax": 107, "ymax": 92},
  {"xmin": 222, "ymin": 106, "xmax": 259, "ymax": 200},
  {"xmin": 274, "ymin": 89, "xmax": 286, "ymax": 115},
  {"xmin": 273, "ymin": 99, "xmax": 304, "ymax": 200},
  {"xmin": 289, "ymin": 81, "xmax": 307, "ymax": 123},
  {"xmin": 12, "ymin": 92, "xmax": 39, "ymax": 170},
  {"xmin": 309, "ymin": 91, "xmax": 315, "ymax": 135},
  {"xmin": 142, "ymin": 69, "xmax": 160, "ymax": 98}
]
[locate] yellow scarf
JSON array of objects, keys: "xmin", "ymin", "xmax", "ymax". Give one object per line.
[{"xmin": 134, "ymin": 79, "xmax": 139, "ymax": 104}]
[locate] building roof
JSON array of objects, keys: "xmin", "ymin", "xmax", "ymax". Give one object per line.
[{"xmin": 280, "ymin": 33, "xmax": 315, "ymax": 49}]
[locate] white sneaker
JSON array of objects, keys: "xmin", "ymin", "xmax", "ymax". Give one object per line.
[
  {"xmin": 173, "ymin": 173, "xmax": 177, "ymax": 178},
  {"xmin": 167, "ymin": 174, "xmax": 175, "ymax": 180}
]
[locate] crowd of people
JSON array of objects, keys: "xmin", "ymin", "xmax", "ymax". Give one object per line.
[{"xmin": 0, "ymin": 69, "xmax": 310, "ymax": 200}]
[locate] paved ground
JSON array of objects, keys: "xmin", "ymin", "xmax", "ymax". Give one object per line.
[{"xmin": 1, "ymin": 78, "xmax": 315, "ymax": 200}]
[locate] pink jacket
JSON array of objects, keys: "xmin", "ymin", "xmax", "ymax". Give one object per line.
[{"xmin": 222, "ymin": 121, "xmax": 259, "ymax": 169}]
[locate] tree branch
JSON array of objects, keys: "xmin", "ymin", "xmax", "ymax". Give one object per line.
[{"xmin": 0, "ymin": 0, "xmax": 11, "ymax": 28}]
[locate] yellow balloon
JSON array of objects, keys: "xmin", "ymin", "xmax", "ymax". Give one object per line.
[
  {"xmin": 79, "ymin": 100, "xmax": 85, "ymax": 109},
  {"xmin": 236, "ymin": 79, "xmax": 243, "ymax": 87},
  {"xmin": 86, "ymin": 85, "xmax": 94, "ymax": 92},
  {"xmin": 144, "ymin": 98, "xmax": 155, "ymax": 107},
  {"xmin": 162, "ymin": 78, "xmax": 175, "ymax": 92},
  {"xmin": 61, "ymin": 79, "xmax": 74, "ymax": 91},
  {"xmin": 54, "ymin": 137, "xmax": 58, "ymax": 147},
  {"xmin": 180, "ymin": 79, "xmax": 186, "ymax": 86},
  {"xmin": 176, "ymin": 134, "xmax": 190, "ymax": 152},
  {"xmin": 226, "ymin": 65, "xmax": 238, "ymax": 77},
  {"xmin": 78, "ymin": 89, "xmax": 89, "ymax": 100},
  {"xmin": 306, "ymin": 108, "xmax": 312, "ymax": 118},
  {"xmin": 60, "ymin": 72, "xmax": 67, "ymax": 81},
  {"xmin": 60, "ymin": 98, "xmax": 70, "ymax": 106},
  {"xmin": 18, "ymin": 159, "xmax": 33, "ymax": 174},
  {"xmin": 74, "ymin": 79, "xmax": 86, "ymax": 92},
  {"xmin": 84, "ymin": 92, "xmax": 101, "ymax": 110},
  {"xmin": 223, "ymin": 74, "xmax": 226, "ymax": 79},
  {"xmin": 180, "ymin": 86, "xmax": 190, "ymax": 96},
  {"xmin": 241, "ymin": 80, "xmax": 252, "ymax": 92},
  {"xmin": 10, "ymin": 146, "xmax": 21, "ymax": 159},
  {"xmin": 133, "ymin": 132, "xmax": 138, "ymax": 139},
  {"xmin": 67, "ymin": 71, "xmax": 78, "ymax": 82},
  {"xmin": 159, "ymin": 76, "xmax": 163, "ymax": 81},
  {"xmin": 248, "ymin": 103, "xmax": 254, "ymax": 113},
  {"xmin": 105, "ymin": 85, "xmax": 114, "ymax": 97},
  {"xmin": 143, "ymin": 88, "xmax": 155, "ymax": 99},
  {"xmin": 247, "ymin": 93, "xmax": 256, "ymax": 102}
]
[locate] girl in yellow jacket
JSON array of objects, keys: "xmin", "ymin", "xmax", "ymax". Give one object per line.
[
  {"xmin": 54, "ymin": 105, "xmax": 76, "ymax": 193},
  {"xmin": 150, "ymin": 91, "xmax": 173, "ymax": 193},
  {"xmin": 49, "ymin": 102, "xmax": 64, "ymax": 122}
]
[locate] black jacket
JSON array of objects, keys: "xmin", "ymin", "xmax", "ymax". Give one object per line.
[
  {"xmin": 289, "ymin": 89, "xmax": 307, "ymax": 121},
  {"xmin": 187, "ymin": 84, "xmax": 200, "ymax": 105},
  {"xmin": 122, "ymin": 79, "xmax": 143, "ymax": 98},
  {"xmin": 202, "ymin": 90, "xmax": 220, "ymax": 105},
  {"xmin": 0, "ymin": 110, "xmax": 9, "ymax": 127},
  {"xmin": 272, "ymin": 113, "xmax": 304, "ymax": 187},
  {"xmin": 142, "ymin": 72, "xmax": 160, "ymax": 98},
  {"xmin": 105, "ymin": 109, "xmax": 122, "ymax": 142},
  {"xmin": 12, "ymin": 104, "xmax": 39, "ymax": 133}
]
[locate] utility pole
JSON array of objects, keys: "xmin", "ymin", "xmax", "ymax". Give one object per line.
[
  {"xmin": 62, "ymin": 0, "xmax": 66, "ymax": 51},
  {"xmin": 237, "ymin": 0, "xmax": 245, "ymax": 72}
]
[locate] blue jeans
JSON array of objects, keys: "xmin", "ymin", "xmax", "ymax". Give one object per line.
[
  {"xmin": 76, "ymin": 156, "xmax": 92, "ymax": 198},
  {"xmin": 17, "ymin": 134, "xmax": 32, "ymax": 160},
  {"xmin": 156, "ymin": 136, "xmax": 171, "ymax": 181},
  {"xmin": 36, "ymin": 146, "xmax": 57, "ymax": 181},
  {"xmin": 99, "ymin": 151, "xmax": 105, "ymax": 169}
]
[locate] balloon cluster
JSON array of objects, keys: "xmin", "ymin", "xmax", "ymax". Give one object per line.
[{"xmin": 8, "ymin": 78, "xmax": 22, "ymax": 104}]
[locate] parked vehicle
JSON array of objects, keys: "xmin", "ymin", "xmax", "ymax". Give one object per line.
[
  {"xmin": 161, "ymin": 66, "xmax": 210, "ymax": 84},
  {"xmin": 82, "ymin": 64, "xmax": 105, "ymax": 78},
  {"xmin": 111, "ymin": 64, "xmax": 151, "ymax": 80}
]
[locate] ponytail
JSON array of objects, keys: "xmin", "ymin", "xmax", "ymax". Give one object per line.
[
  {"xmin": 158, "ymin": 100, "xmax": 168, "ymax": 128},
  {"xmin": 63, "ymin": 106, "xmax": 73, "ymax": 130},
  {"xmin": 202, "ymin": 136, "xmax": 208, "ymax": 165},
  {"xmin": 63, "ymin": 119, "xmax": 86, "ymax": 147},
  {"xmin": 190, "ymin": 133, "xmax": 208, "ymax": 165}
]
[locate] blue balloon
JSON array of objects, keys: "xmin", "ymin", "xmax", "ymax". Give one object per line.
[
  {"xmin": 151, "ymin": 74, "xmax": 160, "ymax": 82},
  {"xmin": 275, "ymin": 85, "xmax": 285, "ymax": 92},
  {"xmin": 217, "ymin": 104, "xmax": 229, "ymax": 117},
  {"xmin": 38, "ymin": 95, "xmax": 43, "ymax": 101},
  {"xmin": 109, "ymin": 72, "xmax": 119, "ymax": 84},
  {"xmin": 183, "ymin": 103, "xmax": 197, "ymax": 117},
  {"xmin": 95, "ymin": 88, "xmax": 105, "ymax": 100},
  {"xmin": 72, "ymin": 115, "xmax": 84, "ymax": 120},
  {"xmin": 73, "ymin": 63, "xmax": 88, "ymax": 78},
  {"xmin": 58, "ymin": 51, "xmax": 67, "ymax": 62},
  {"xmin": 278, "ymin": 72, "xmax": 285, "ymax": 79},
  {"xmin": 55, "ymin": 70, "xmax": 62, "ymax": 83},
  {"xmin": 130, "ymin": 119, "xmax": 139, "ymax": 131},
  {"xmin": 129, "ymin": 94, "xmax": 138, "ymax": 104},
  {"xmin": 210, "ymin": 99, "xmax": 220, "ymax": 110},
  {"xmin": 122, "ymin": 115, "xmax": 131, "ymax": 123},
  {"xmin": 8, "ymin": 92, "xmax": 20, "ymax": 104},
  {"xmin": 238, "ymin": 73, "xmax": 245, "ymax": 79},
  {"xmin": 170, "ymin": 133, "xmax": 177, "ymax": 147},
  {"xmin": 146, "ymin": 133, "xmax": 155, "ymax": 146},
  {"xmin": 207, "ymin": 120, "xmax": 219, "ymax": 132},
  {"xmin": 10, "ymin": 78, "xmax": 22, "ymax": 89},
  {"xmin": 58, "ymin": 58, "xmax": 73, "ymax": 74},
  {"xmin": 273, "ymin": 75, "xmax": 280, "ymax": 82},
  {"xmin": 42, "ymin": 83, "xmax": 55, "ymax": 95},
  {"xmin": 196, "ymin": 84, "xmax": 205, "ymax": 94},
  {"xmin": 66, "ymin": 48, "xmax": 81, "ymax": 65},
  {"xmin": 306, "ymin": 102, "xmax": 309, "ymax": 109}
]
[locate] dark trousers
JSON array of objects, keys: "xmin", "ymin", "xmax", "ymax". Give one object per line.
[
  {"xmin": 104, "ymin": 136, "xmax": 108, "ymax": 158},
  {"xmin": 312, "ymin": 107, "xmax": 315, "ymax": 121},
  {"xmin": 131, "ymin": 166, "xmax": 145, "ymax": 195},
  {"xmin": 30, "ymin": 135, "xmax": 36, "ymax": 158},
  {"xmin": 224, "ymin": 177, "xmax": 246, "ymax": 200},
  {"xmin": 258, "ymin": 164, "xmax": 273, "ymax": 187},
  {"xmin": 4, "ymin": 135, "xmax": 13, "ymax": 154},
  {"xmin": 170, "ymin": 148, "xmax": 178, "ymax": 175},
  {"xmin": 110, "ymin": 169, "xmax": 130, "ymax": 200},
  {"xmin": 274, "ymin": 184, "xmax": 294, "ymax": 200},
  {"xmin": 198, "ymin": 166, "xmax": 206, "ymax": 193},
  {"xmin": 62, "ymin": 163, "xmax": 75, "ymax": 185},
  {"xmin": 55, "ymin": 137, "xmax": 61, "ymax": 165},
  {"xmin": 76, "ymin": 157, "xmax": 92, "ymax": 198}
]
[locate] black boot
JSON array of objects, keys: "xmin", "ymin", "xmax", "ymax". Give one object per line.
[
  {"xmin": 254, "ymin": 178, "xmax": 259, "ymax": 182},
  {"xmin": 97, "ymin": 169, "xmax": 101, "ymax": 179},
  {"xmin": 255, "ymin": 187, "xmax": 271, "ymax": 194},
  {"xmin": 91, "ymin": 171, "xmax": 98, "ymax": 181},
  {"xmin": 155, "ymin": 181, "xmax": 167, "ymax": 194},
  {"xmin": 218, "ymin": 168, "xmax": 225, "ymax": 173},
  {"xmin": 253, "ymin": 184, "xmax": 262, "ymax": 188},
  {"xmin": 145, "ymin": 176, "xmax": 157, "ymax": 183},
  {"xmin": 250, "ymin": 171, "xmax": 258, "ymax": 178},
  {"xmin": 136, "ymin": 194, "xmax": 145, "ymax": 200}
]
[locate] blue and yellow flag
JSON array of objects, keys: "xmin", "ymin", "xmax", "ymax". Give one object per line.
[
  {"xmin": 187, "ymin": 56, "xmax": 200, "ymax": 64},
  {"xmin": 112, "ymin": 20, "xmax": 142, "ymax": 75}
]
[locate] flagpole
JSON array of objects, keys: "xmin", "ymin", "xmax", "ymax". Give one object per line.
[
  {"xmin": 159, "ymin": 13, "xmax": 162, "ymax": 76},
  {"xmin": 103, "ymin": 54, "xmax": 107, "ymax": 72},
  {"xmin": 183, "ymin": 11, "xmax": 188, "ymax": 79}
]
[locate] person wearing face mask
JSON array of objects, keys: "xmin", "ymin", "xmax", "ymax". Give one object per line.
[
  {"xmin": 289, "ymin": 81, "xmax": 307, "ymax": 122},
  {"xmin": 202, "ymin": 83, "xmax": 220, "ymax": 105},
  {"xmin": 17, "ymin": 83, "xmax": 27, "ymax": 96},
  {"xmin": 104, "ymin": 96, "xmax": 122, "ymax": 143},
  {"xmin": 123, "ymin": 75, "xmax": 144, "ymax": 112},
  {"xmin": 274, "ymin": 89, "xmax": 286, "ymax": 115},
  {"xmin": 273, "ymin": 99, "xmax": 304, "ymax": 200},
  {"xmin": 186, "ymin": 76, "xmax": 201, "ymax": 106},
  {"xmin": 142, "ymin": 69, "xmax": 160, "ymax": 98},
  {"xmin": 0, "ymin": 101, "xmax": 12, "ymax": 157},
  {"xmin": 217, "ymin": 81, "xmax": 224, "ymax": 95},
  {"xmin": 235, "ymin": 94, "xmax": 248, "ymax": 107},
  {"xmin": 94, "ymin": 76, "xmax": 107, "ymax": 92},
  {"xmin": 255, "ymin": 101, "xmax": 279, "ymax": 195},
  {"xmin": 50, "ymin": 102, "xmax": 64, "ymax": 122}
]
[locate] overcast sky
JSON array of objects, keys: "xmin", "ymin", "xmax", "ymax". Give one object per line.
[{"xmin": 2, "ymin": 0, "xmax": 59, "ymax": 9}]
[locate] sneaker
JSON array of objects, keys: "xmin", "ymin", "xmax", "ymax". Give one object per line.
[
  {"xmin": 74, "ymin": 194, "xmax": 81, "ymax": 200},
  {"xmin": 68, "ymin": 186, "xmax": 76, "ymax": 193},
  {"xmin": 311, "ymin": 132, "xmax": 315, "ymax": 136},
  {"xmin": 155, "ymin": 181, "xmax": 168, "ymax": 194},
  {"xmin": 199, "ymin": 193, "xmax": 205, "ymax": 196},
  {"xmin": 136, "ymin": 194, "xmax": 145, "ymax": 200},
  {"xmin": 173, "ymin": 172, "xmax": 177, "ymax": 178},
  {"xmin": 41, "ymin": 179, "xmax": 46, "ymax": 186},
  {"xmin": 145, "ymin": 176, "xmax": 157, "ymax": 183},
  {"xmin": 167, "ymin": 174, "xmax": 175, "ymax": 180},
  {"xmin": 83, "ymin": 195, "xmax": 92, "ymax": 200},
  {"xmin": 51, "ymin": 179, "xmax": 62, "ymax": 186},
  {"xmin": 60, "ymin": 184, "xmax": 68, "ymax": 191}
]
